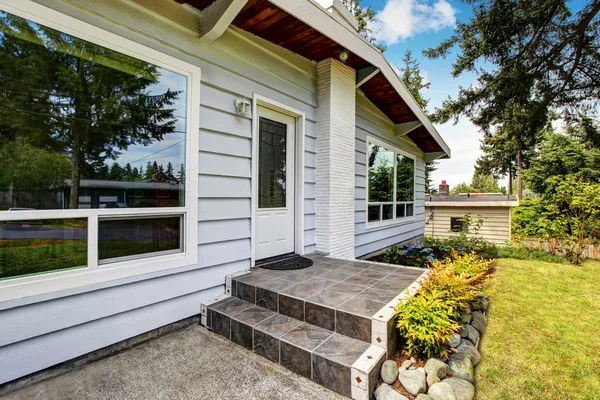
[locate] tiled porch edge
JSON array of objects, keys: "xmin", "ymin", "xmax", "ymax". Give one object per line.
[{"xmin": 370, "ymin": 268, "xmax": 430, "ymax": 357}]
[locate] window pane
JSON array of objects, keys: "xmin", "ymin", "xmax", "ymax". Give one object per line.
[
  {"xmin": 396, "ymin": 204, "xmax": 405, "ymax": 218},
  {"xmin": 368, "ymin": 205, "xmax": 380, "ymax": 222},
  {"xmin": 98, "ymin": 216, "xmax": 181, "ymax": 262},
  {"xmin": 450, "ymin": 217, "xmax": 467, "ymax": 233},
  {"xmin": 406, "ymin": 203, "xmax": 414, "ymax": 217},
  {"xmin": 396, "ymin": 155, "xmax": 414, "ymax": 202},
  {"xmin": 0, "ymin": 11, "xmax": 187, "ymax": 212},
  {"xmin": 368, "ymin": 143, "xmax": 394, "ymax": 202},
  {"xmin": 0, "ymin": 218, "xmax": 87, "ymax": 279},
  {"xmin": 258, "ymin": 118, "xmax": 287, "ymax": 208},
  {"xmin": 382, "ymin": 204, "xmax": 393, "ymax": 220}
]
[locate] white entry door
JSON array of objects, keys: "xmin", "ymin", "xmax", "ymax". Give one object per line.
[{"xmin": 255, "ymin": 106, "xmax": 296, "ymax": 261}]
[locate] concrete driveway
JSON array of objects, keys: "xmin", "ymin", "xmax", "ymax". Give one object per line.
[{"xmin": 3, "ymin": 324, "xmax": 346, "ymax": 400}]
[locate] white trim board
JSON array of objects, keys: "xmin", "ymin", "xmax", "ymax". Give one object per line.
[
  {"xmin": 0, "ymin": 0, "xmax": 200, "ymax": 304},
  {"xmin": 251, "ymin": 94, "xmax": 306, "ymax": 266}
]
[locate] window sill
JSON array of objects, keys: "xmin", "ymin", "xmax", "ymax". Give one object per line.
[
  {"xmin": 0, "ymin": 251, "xmax": 199, "ymax": 310},
  {"xmin": 365, "ymin": 216, "xmax": 416, "ymax": 231}
]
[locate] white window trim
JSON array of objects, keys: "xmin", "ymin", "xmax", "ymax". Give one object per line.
[
  {"xmin": 365, "ymin": 136, "xmax": 416, "ymax": 230},
  {"xmin": 0, "ymin": 0, "xmax": 200, "ymax": 304}
]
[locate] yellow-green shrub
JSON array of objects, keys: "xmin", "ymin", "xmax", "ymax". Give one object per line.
[{"xmin": 395, "ymin": 253, "xmax": 492, "ymax": 357}]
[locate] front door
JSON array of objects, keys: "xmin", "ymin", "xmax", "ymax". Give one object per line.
[{"xmin": 255, "ymin": 106, "xmax": 295, "ymax": 261}]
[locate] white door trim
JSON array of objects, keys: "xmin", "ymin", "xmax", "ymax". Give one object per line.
[{"xmin": 251, "ymin": 94, "xmax": 305, "ymax": 266}]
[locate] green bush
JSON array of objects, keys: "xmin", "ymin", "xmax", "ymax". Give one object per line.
[
  {"xmin": 395, "ymin": 253, "xmax": 492, "ymax": 357},
  {"xmin": 495, "ymin": 243, "xmax": 568, "ymax": 264},
  {"xmin": 512, "ymin": 198, "xmax": 546, "ymax": 239}
]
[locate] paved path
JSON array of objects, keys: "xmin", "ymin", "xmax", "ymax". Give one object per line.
[{"xmin": 3, "ymin": 324, "xmax": 346, "ymax": 400}]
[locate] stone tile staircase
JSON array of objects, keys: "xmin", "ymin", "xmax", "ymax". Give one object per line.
[{"xmin": 200, "ymin": 254, "xmax": 428, "ymax": 399}]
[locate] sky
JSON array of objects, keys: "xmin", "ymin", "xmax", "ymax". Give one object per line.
[{"xmin": 360, "ymin": 0, "xmax": 497, "ymax": 190}]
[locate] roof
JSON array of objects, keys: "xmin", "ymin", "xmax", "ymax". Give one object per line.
[
  {"xmin": 426, "ymin": 195, "xmax": 519, "ymax": 207},
  {"xmin": 172, "ymin": 0, "xmax": 451, "ymax": 159}
]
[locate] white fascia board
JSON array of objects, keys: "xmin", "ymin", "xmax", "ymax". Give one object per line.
[
  {"xmin": 270, "ymin": 0, "xmax": 451, "ymax": 159},
  {"xmin": 425, "ymin": 201, "xmax": 520, "ymax": 207}
]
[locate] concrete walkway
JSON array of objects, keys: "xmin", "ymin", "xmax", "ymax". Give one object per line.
[{"xmin": 3, "ymin": 324, "xmax": 346, "ymax": 400}]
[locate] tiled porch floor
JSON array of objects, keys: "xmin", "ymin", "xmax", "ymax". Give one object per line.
[{"xmin": 202, "ymin": 254, "xmax": 427, "ymax": 399}]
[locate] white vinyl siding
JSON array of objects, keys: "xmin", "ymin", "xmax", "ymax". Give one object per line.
[
  {"xmin": 354, "ymin": 94, "xmax": 426, "ymax": 258},
  {"xmin": 425, "ymin": 206, "xmax": 512, "ymax": 242},
  {"xmin": 0, "ymin": 0, "xmax": 317, "ymax": 384}
]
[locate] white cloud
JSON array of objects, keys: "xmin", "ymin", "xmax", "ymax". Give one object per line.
[{"xmin": 374, "ymin": 0, "xmax": 457, "ymax": 44}]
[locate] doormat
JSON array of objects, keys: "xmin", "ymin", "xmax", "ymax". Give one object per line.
[{"xmin": 260, "ymin": 256, "xmax": 313, "ymax": 270}]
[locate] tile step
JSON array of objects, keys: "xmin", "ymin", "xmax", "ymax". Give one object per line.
[{"xmin": 201, "ymin": 295, "xmax": 386, "ymax": 399}]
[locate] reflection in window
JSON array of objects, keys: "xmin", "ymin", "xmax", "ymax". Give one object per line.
[
  {"xmin": 367, "ymin": 140, "xmax": 415, "ymax": 224},
  {"xmin": 258, "ymin": 118, "xmax": 287, "ymax": 208},
  {"xmin": 98, "ymin": 216, "xmax": 182, "ymax": 262},
  {"xmin": 0, "ymin": 11, "xmax": 187, "ymax": 211},
  {"xmin": 368, "ymin": 144, "xmax": 394, "ymax": 203},
  {"xmin": 0, "ymin": 218, "xmax": 87, "ymax": 279},
  {"xmin": 450, "ymin": 217, "xmax": 467, "ymax": 233}
]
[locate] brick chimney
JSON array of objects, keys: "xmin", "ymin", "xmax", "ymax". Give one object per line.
[{"xmin": 439, "ymin": 180, "xmax": 450, "ymax": 196}]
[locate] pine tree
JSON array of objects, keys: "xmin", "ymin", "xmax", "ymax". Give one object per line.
[
  {"xmin": 177, "ymin": 163, "xmax": 185, "ymax": 184},
  {"xmin": 340, "ymin": 0, "xmax": 386, "ymax": 52},
  {"xmin": 165, "ymin": 162, "xmax": 175, "ymax": 181},
  {"xmin": 144, "ymin": 161, "xmax": 154, "ymax": 180}
]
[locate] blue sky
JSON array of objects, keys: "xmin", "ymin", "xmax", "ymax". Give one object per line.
[{"xmin": 361, "ymin": 0, "xmax": 492, "ymax": 189}]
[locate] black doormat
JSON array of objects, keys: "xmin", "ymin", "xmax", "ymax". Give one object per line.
[{"xmin": 260, "ymin": 256, "xmax": 313, "ymax": 270}]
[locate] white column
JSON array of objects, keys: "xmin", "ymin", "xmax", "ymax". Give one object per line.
[{"xmin": 315, "ymin": 58, "xmax": 356, "ymax": 259}]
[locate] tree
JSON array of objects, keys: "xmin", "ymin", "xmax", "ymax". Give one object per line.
[
  {"xmin": 0, "ymin": 13, "xmax": 180, "ymax": 208},
  {"xmin": 177, "ymin": 163, "xmax": 185, "ymax": 184},
  {"xmin": 449, "ymin": 182, "xmax": 476, "ymax": 196},
  {"xmin": 341, "ymin": 0, "xmax": 386, "ymax": 52},
  {"xmin": 144, "ymin": 161, "xmax": 154, "ymax": 180},
  {"xmin": 424, "ymin": 0, "xmax": 600, "ymax": 130},
  {"xmin": 525, "ymin": 129, "xmax": 600, "ymax": 196},
  {"xmin": 397, "ymin": 50, "xmax": 439, "ymax": 194},
  {"xmin": 471, "ymin": 171, "xmax": 502, "ymax": 194}
]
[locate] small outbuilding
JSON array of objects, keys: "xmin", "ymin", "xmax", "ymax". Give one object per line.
[{"xmin": 425, "ymin": 181, "xmax": 519, "ymax": 243}]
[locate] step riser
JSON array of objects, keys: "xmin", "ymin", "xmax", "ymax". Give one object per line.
[
  {"xmin": 232, "ymin": 278, "xmax": 374, "ymax": 343},
  {"xmin": 205, "ymin": 301, "xmax": 385, "ymax": 399}
]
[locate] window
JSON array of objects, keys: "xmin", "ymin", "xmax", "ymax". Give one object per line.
[
  {"xmin": 0, "ymin": 5, "xmax": 198, "ymax": 286},
  {"xmin": 258, "ymin": 118, "xmax": 287, "ymax": 208},
  {"xmin": 450, "ymin": 217, "xmax": 468, "ymax": 233},
  {"xmin": 367, "ymin": 139, "xmax": 415, "ymax": 225}
]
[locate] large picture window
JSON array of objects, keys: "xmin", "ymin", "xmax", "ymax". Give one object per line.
[
  {"xmin": 0, "ymin": 6, "xmax": 197, "ymax": 283},
  {"xmin": 367, "ymin": 139, "xmax": 415, "ymax": 225}
]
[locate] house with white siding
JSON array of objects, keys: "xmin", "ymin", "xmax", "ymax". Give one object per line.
[{"xmin": 0, "ymin": 0, "xmax": 450, "ymax": 389}]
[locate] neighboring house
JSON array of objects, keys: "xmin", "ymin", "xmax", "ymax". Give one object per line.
[
  {"xmin": 0, "ymin": 0, "xmax": 450, "ymax": 384},
  {"xmin": 425, "ymin": 181, "xmax": 519, "ymax": 242}
]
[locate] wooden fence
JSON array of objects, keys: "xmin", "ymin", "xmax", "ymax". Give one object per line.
[{"xmin": 519, "ymin": 238, "xmax": 600, "ymax": 260}]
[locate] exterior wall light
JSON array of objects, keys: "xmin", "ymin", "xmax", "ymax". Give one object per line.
[
  {"xmin": 234, "ymin": 98, "xmax": 251, "ymax": 117},
  {"xmin": 339, "ymin": 48, "xmax": 349, "ymax": 63}
]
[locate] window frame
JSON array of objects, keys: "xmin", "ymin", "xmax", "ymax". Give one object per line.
[
  {"xmin": 0, "ymin": 0, "xmax": 200, "ymax": 303},
  {"xmin": 366, "ymin": 136, "xmax": 416, "ymax": 230}
]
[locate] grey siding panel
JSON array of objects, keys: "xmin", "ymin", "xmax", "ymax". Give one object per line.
[
  {"xmin": 354, "ymin": 94, "xmax": 427, "ymax": 258},
  {"xmin": 198, "ymin": 219, "xmax": 251, "ymax": 244},
  {"xmin": 198, "ymin": 198, "xmax": 251, "ymax": 221},
  {"xmin": 0, "ymin": 260, "xmax": 248, "ymax": 349},
  {"xmin": 198, "ymin": 151, "xmax": 251, "ymax": 178},
  {"xmin": 0, "ymin": 285, "xmax": 224, "ymax": 384},
  {"xmin": 197, "ymin": 175, "xmax": 251, "ymax": 198},
  {"xmin": 197, "ymin": 239, "xmax": 251, "ymax": 268},
  {"xmin": 199, "ymin": 130, "xmax": 251, "ymax": 158}
]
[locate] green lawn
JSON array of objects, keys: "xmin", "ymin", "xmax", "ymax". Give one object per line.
[{"xmin": 477, "ymin": 258, "xmax": 600, "ymax": 400}]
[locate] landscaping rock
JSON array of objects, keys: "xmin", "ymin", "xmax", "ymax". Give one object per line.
[
  {"xmin": 461, "ymin": 313, "xmax": 471, "ymax": 325},
  {"xmin": 409, "ymin": 366, "xmax": 417, "ymax": 370},
  {"xmin": 381, "ymin": 360, "xmax": 399, "ymax": 384},
  {"xmin": 424, "ymin": 358, "xmax": 449, "ymax": 379},
  {"xmin": 416, "ymin": 395, "xmax": 435, "ymax": 400},
  {"xmin": 375, "ymin": 383, "xmax": 409, "ymax": 400},
  {"xmin": 448, "ymin": 353, "xmax": 474, "ymax": 383},
  {"xmin": 399, "ymin": 359, "xmax": 412, "ymax": 371},
  {"xmin": 444, "ymin": 377, "xmax": 475, "ymax": 400},
  {"xmin": 470, "ymin": 311, "xmax": 487, "ymax": 334},
  {"xmin": 398, "ymin": 369, "xmax": 427, "ymax": 396},
  {"xmin": 417, "ymin": 367, "xmax": 426, "ymax": 375},
  {"xmin": 449, "ymin": 333, "xmax": 462, "ymax": 348},
  {"xmin": 427, "ymin": 372, "xmax": 441, "ymax": 387},
  {"xmin": 461, "ymin": 324, "xmax": 480, "ymax": 345},
  {"xmin": 427, "ymin": 382, "xmax": 456, "ymax": 400},
  {"xmin": 456, "ymin": 341, "xmax": 481, "ymax": 366}
]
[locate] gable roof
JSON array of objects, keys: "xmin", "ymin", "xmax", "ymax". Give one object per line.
[{"xmin": 175, "ymin": 0, "xmax": 451, "ymax": 159}]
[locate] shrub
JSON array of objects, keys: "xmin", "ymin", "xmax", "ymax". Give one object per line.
[
  {"xmin": 382, "ymin": 245, "xmax": 443, "ymax": 268},
  {"xmin": 495, "ymin": 243, "xmax": 568, "ymax": 264},
  {"xmin": 395, "ymin": 253, "xmax": 492, "ymax": 357}
]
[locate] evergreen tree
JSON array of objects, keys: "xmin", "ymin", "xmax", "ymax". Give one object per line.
[
  {"xmin": 177, "ymin": 163, "xmax": 185, "ymax": 184},
  {"xmin": 124, "ymin": 163, "xmax": 134, "ymax": 181},
  {"xmin": 109, "ymin": 163, "xmax": 124, "ymax": 181},
  {"xmin": 144, "ymin": 161, "xmax": 154, "ymax": 180},
  {"xmin": 166, "ymin": 162, "xmax": 175, "ymax": 181}
]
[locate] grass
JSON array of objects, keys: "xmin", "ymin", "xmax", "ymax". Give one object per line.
[{"xmin": 477, "ymin": 258, "xmax": 600, "ymax": 400}]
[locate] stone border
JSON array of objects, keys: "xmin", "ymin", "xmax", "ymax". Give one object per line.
[{"xmin": 376, "ymin": 294, "xmax": 490, "ymax": 400}]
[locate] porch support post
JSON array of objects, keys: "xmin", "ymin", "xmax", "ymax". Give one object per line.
[{"xmin": 315, "ymin": 58, "xmax": 356, "ymax": 259}]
